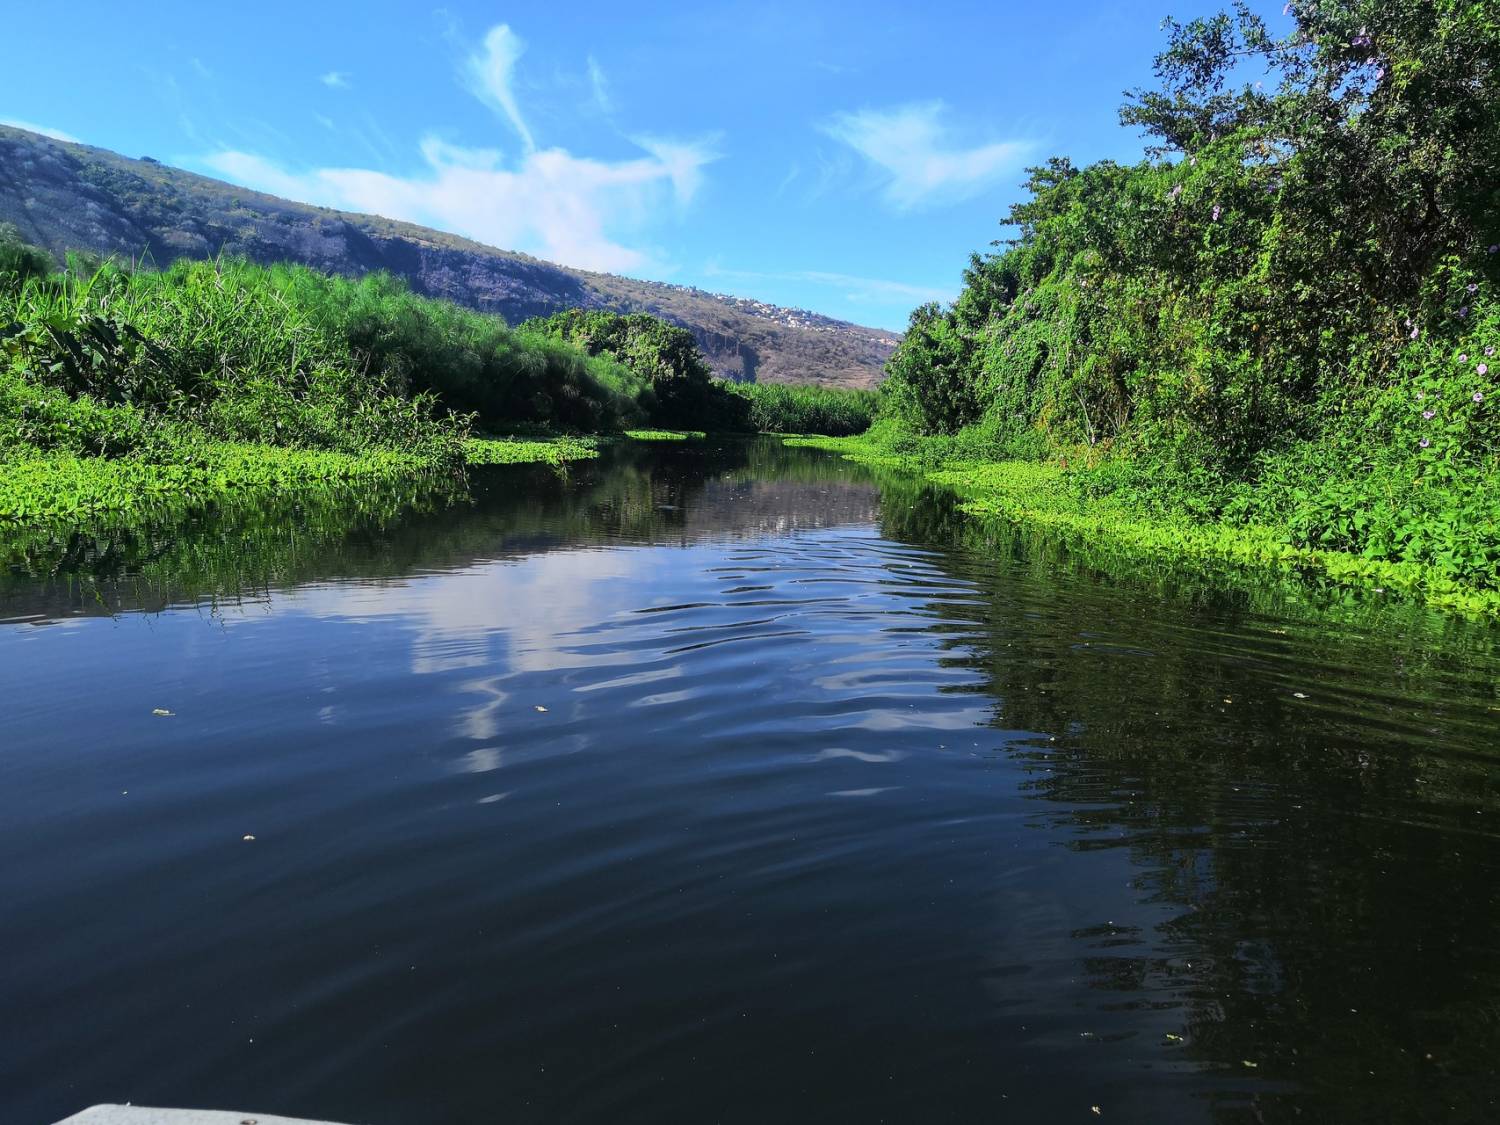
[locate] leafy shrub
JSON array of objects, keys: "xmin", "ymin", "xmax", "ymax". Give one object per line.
[
  {"xmin": 727, "ymin": 381, "xmax": 880, "ymax": 436},
  {"xmin": 523, "ymin": 309, "xmax": 750, "ymax": 430},
  {"xmin": 875, "ymin": 0, "xmax": 1500, "ymax": 590},
  {"xmin": 0, "ymin": 256, "xmax": 462, "ymax": 460}
]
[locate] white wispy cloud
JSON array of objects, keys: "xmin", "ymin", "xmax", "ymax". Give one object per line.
[
  {"xmin": 464, "ymin": 25, "xmax": 535, "ymax": 152},
  {"xmin": 320, "ymin": 71, "xmax": 352, "ymax": 90},
  {"xmin": 587, "ymin": 55, "xmax": 613, "ymax": 114},
  {"xmin": 821, "ymin": 101, "xmax": 1033, "ymax": 209},
  {"xmin": 203, "ymin": 132, "xmax": 718, "ymax": 274},
  {"xmin": 200, "ymin": 23, "xmax": 719, "ymax": 275},
  {"xmin": 774, "ymin": 163, "xmax": 801, "ymax": 197},
  {"xmin": 190, "ymin": 57, "xmax": 213, "ymax": 80},
  {"xmin": 703, "ymin": 264, "xmax": 954, "ymax": 308},
  {"xmin": 1, "ymin": 118, "xmax": 80, "ymax": 143}
]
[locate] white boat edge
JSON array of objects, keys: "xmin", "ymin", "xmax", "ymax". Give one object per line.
[{"xmin": 54, "ymin": 1107, "xmax": 358, "ymax": 1125}]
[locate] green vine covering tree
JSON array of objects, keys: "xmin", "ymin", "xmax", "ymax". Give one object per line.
[
  {"xmin": 522, "ymin": 309, "xmax": 755, "ymax": 430},
  {"xmin": 881, "ymin": 0, "xmax": 1498, "ymax": 585}
]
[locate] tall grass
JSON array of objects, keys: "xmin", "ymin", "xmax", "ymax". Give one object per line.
[
  {"xmin": 726, "ymin": 382, "xmax": 880, "ymax": 436},
  {"xmin": 274, "ymin": 269, "xmax": 651, "ymax": 431},
  {"xmin": 1, "ymin": 257, "xmax": 463, "ymax": 462},
  {"xmin": 0, "ymin": 256, "xmax": 671, "ymax": 473},
  {"xmin": 0, "ymin": 242, "xmax": 881, "ymax": 503}
]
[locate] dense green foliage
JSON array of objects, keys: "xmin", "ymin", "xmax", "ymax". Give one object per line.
[
  {"xmin": 0, "ymin": 249, "xmax": 672, "ymax": 456},
  {"xmin": 522, "ymin": 308, "xmax": 752, "ymax": 430},
  {"xmin": 0, "ymin": 254, "xmax": 464, "ymax": 466},
  {"xmin": 790, "ymin": 432, "xmax": 1500, "ymax": 617},
  {"xmin": 0, "ymin": 237, "xmax": 876, "ymax": 525},
  {"xmin": 309, "ymin": 276, "xmax": 650, "ymax": 432},
  {"xmin": 725, "ymin": 381, "xmax": 880, "ymax": 436},
  {"xmin": 881, "ymin": 1, "xmax": 1499, "ymax": 595},
  {"xmin": 522, "ymin": 311, "xmax": 882, "ymax": 436},
  {"xmin": 0, "ymin": 246, "xmax": 672, "ymax": 520}
]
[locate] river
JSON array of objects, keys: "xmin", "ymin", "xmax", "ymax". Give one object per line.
[{"xmin": 4, "ymin": 438, "xmax": 1499, "ymax": 1124}]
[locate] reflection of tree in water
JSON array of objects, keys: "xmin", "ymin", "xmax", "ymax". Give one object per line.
[
  {"xmin": 0, "ymin": 438, "xmax": 881, "ymax": 621},
  {"xmin": 8, "ymin": 441, "xmax": 1500, "ymax": 1120},
  {"xmin": 872, "ymin": 471, "xmax": 1500, "ymax": 1124}
]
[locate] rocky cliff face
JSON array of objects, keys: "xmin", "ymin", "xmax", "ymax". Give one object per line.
[{"xmin": 0, "ymin": 125, "xmax": 896, "ymax": 387}]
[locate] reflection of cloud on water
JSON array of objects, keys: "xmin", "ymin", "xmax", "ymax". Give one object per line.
[
  {"xmin": 279, "ymin": 546, "xmax": 699, "ymax": 743},
  {"xmin": 815, "ymin": 747, "xmax": 907, "ymax": 763},
  {"xmin": 459, "ymin": 746, "xmax": 504, "ymax": 773},
  {"xmin": 455, "ymin": 676, "xmax": 509, "ymax": 741}
]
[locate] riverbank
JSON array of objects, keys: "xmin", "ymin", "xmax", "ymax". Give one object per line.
[
  {"xmin": 785, "ymin": 435, "xmax": 1500, "ymax": 618},
  {"xmin": 0, "ymin": 435, "xmax": 602, "ymax": 527}
]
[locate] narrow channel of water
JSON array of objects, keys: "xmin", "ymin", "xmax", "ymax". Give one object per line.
[{"xmin": 3, "ymin": 438, "xmax": 1498, "ymax": 1124}]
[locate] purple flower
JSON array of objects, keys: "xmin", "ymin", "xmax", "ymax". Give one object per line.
[
  {"xmin": 1374, "ymin": 67, "xmax": 1385, "ymax": 81},
  {"xmin": 1212, "ymin": 204, "xmax": 1223, "ymax": 222},
  {"xmin": 1410, "ymin": 325, "xmax": 1420, "ymax": 340},
  {"xmin": 1475, "ymin": 391, "xmax": 1486, "ymax": 403},
  {"xmin": 1420, "ymin": 438, "xmax": 1431, "ymax": 448},
  {"xmin": 1422, "ymin": 410, "xmax": 1435, "ymax": 419},
  {"xmin": 1352, "ymin": 34, "xmax": 1372, "ymax": 47},
  {"xmin": 1486, "ymin": 347, "xmax": 1496, "ymax": 357},
  {"xmin": 1468, "ymin": 283, "xmax": 1479, "ymax": 293},
  {"xmin": 1459, "ymin": 354, "xmax": 1469, "ymax": 363},
  {"xmin": 1491, "ymin": 245, "xmax": 1500, "ymax": 254},
  {"xmin": 1459, "ymin": 307, "xmax": 1470, "ymax": 318},
  {"xmin": 1480, "ymin": 364, "xmax": 1491, "ymax": 376}
]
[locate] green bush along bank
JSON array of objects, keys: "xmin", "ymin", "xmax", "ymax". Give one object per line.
[{"xmin": 867, "ymin": 2, "xmax": 1499, "ymax": 609}]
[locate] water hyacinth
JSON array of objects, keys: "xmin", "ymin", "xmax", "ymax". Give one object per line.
[
  {"xmin": 1422, "ymin": 410, "xmax": 1435, "ymax": 420},
  {"xmin": 1459, "ymin": 307, "xmax": 1470, "ymax": 318},
  {"xmin": 1420, "ymin": 437, "xmax": 1431, "ymax": 448},
  {"xmin": 1459, "ymin": 354, "xmax": 1468, "ymax": 363},
  {"xmin": 1467, "ymin": 283, "xmax": 1479, "ymax": 294},
  {"xmin": 1480, "ymin": 364, "xmax": 1490, "ymax": 377},
  {"xmin": 1491, "ymin": 245, "xmax": 1499, "ymax": 254},
  {"xmin": 1212, "ymin": 204, "xmax": 1222, "ymax": 222},
  {"xmin": 1486, "ymin": 347, "xmax": 1496, "ymax": 357},
  {"xmin": 1476, "ymin": 392, "xmax": 1487, "ymax": 403},
  {"xmin": 1374, "ymin": 67, "xmax": 1384, "ymax": 81}
]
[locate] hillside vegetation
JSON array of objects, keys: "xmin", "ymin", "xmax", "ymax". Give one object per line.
[
  {"xmin": 0, "ymin": 124, "xmax": 897, "ymax": 388},
  {"xmin": 0, "ymin": 241, "xmax": 879, "ymax": 523},
  {"xmin": 865, "ymin": 1, "xmax": 1499, "ymax": 608}
]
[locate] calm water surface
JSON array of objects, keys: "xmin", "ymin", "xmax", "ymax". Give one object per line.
[{"xmin": 3, "ymin": 439, "xmax": 1500, "ymax": 1124}]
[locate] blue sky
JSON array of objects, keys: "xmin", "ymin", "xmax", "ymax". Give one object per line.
[{"xmin": 2, "ymin": 1, "xmax": 1282, "ymax": 330}]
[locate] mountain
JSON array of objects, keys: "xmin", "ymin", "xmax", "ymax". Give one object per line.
[{"xmin": 0, "ymin": 125, "xmax": 896, "ymax": 388}]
